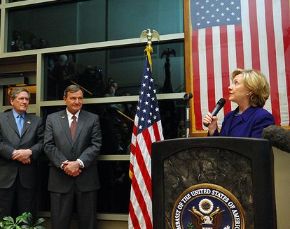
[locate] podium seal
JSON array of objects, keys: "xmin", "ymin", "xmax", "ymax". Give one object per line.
[{"xmin": 172, "ymin": 183, "xmax": 245, "ymax": 229}]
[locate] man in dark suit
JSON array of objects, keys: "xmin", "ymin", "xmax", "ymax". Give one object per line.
[
  {"xmin": 44, "ymin": 84, "xmax": 102, "ymax": 229},
  {"xmin": 0, "ymin": 87, "xmax": 43, "ymax": 219}
]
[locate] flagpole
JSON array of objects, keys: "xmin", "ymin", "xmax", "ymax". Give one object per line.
[{"xmin": 129, "ymin": 29, "xmax": 163, "ymax": 229}]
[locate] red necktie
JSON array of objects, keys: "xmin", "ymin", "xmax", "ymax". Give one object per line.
[{"xmin": 70, "ymin": 115, "xmax": 77, "ymax": 140}]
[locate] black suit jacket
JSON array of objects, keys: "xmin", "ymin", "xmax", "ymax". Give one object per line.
[
  {"xmin": 44, "ymin": 110, "xmax": 102, "ymax": 193},
  {"xmin": 0, "ymin": 111, "xmax": 44, "ymax": 189}
]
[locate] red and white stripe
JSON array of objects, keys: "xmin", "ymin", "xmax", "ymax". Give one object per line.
[
  {"xmin": 192, "ymin": 0, "xmax": 290, "ymax": 130},
  {"xmin": 129, "ymin": 118, "xmax": 163, "ymax": 229}
]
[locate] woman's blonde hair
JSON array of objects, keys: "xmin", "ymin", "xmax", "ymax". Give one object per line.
[{"xmin": 231, "ymin": 68, "xmax": 270, "ymax": 107}]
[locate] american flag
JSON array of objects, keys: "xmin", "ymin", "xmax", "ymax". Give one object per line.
[
  {"xmin": 128, "ymin": 55, "xmax": 164, "ymax": 229},
  {"xmin": 190, "ymin": 0, "xmax": 290, "ymax": 130}
]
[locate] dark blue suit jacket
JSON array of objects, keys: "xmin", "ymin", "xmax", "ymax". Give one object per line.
[
  {"xmin": 214, "ymin": 106, "xmax": 275, "ymax": 138},
  {"xmin": 0, "ymin": 111, "xmax": 43, "ymax": 189}
]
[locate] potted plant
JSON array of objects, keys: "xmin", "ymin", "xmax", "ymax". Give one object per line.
[{"xmin": 0, "ymin": 212, "xmax": 45, "ymax": 229}]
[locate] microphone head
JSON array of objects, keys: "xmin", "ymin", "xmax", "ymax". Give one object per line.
[
  {"xmin": 217, "ymin": 98, "xmax": 226, "ymax": 106},
  {"xmin": 211, "ymin": 98, "xmax": 226, "ymax": 116}
]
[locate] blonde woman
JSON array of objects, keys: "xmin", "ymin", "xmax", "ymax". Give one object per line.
[{"xmin": 203, "ymin": 69, "xmax": 275, "ymax": 138}]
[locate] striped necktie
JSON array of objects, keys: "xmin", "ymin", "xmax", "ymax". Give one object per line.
[{"xmin": 70, "ymin": 115, "xmax": 77, "ymax": 140}]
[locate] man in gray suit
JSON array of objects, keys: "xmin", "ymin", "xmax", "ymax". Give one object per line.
[
  {"xmin": 44, "ymin": 84, "xmax": 102, "ymax": 229},
  {"xmin": 0, "ymin": 87, "xmax": 43, "ymax": 219}
]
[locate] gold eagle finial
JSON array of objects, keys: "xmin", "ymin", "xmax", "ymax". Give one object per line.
[
  {"xmin": 140, "ymin": 29, "xmax": 160, "ymax": 46},
  {"xmin": 140, "ymin": 29, "xmax": 160, "ymax": 70}
]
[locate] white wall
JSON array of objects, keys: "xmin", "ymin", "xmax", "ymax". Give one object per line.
[{"xmin": 273, "ymin": 147, "xmax": 290, "ymax": 229}]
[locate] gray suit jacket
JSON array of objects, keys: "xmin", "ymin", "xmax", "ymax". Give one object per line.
[
  {"xmin": 0, "ymin": 111, "xmax": 44, "ymax": 189},
  {"xmin": 44, "ymin": 109, "xmax": 102, "ymax": 193}
]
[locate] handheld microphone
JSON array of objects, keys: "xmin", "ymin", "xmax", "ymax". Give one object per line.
[{"xmin": 203, "ymin": 98, "xmax": 226, "ymax": 127}]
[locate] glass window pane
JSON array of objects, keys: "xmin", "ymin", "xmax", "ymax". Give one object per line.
[
  {"xmin": 107, "ymin": 0, "xmax": 183, "ymax": 40},
  {"xmin": 97, "ymin": 161, "xmax": 130, "ymax": 213},
  {"xmin": 0, "ymin": 56, "xmax": 37, "ymax": 106},
  {"xmin": 43, "ymin": 41, "xmax": 184, "ymax": 100},
  {"xmin": 8, "ymin": 0, "xmax": 183, "ymax": 51},
  {"xmin": 2, "ymin": 85, "xmax": 36, "ymax": 106},
  {"xmin": 0, "ymin": 56, "xmax": 36, "ymax": 106}
]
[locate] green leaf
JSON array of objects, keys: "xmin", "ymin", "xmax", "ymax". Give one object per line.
[
  {"xmin": 7, "ymin": 225, "xmax": 15, "ymax": 229},
  {"xmin": 3, "ymin": 216, "xmax": 14, "ymax": 223},
  {"xmin": 35, "ymin": 226, "xmax": 46, "ymax": 229},
  {"xmin": 1, "ymin": 212, "xmax": 45, "ymax": 229},
  {"xmin": 4, "ymin": 221, "xmax": 15, "ymax": 227},
  {"xmin": 21, "ymin": 225, "xmax": 29, "ymax": 229},
  {"xmin": 34, "ymin": 218, "xmax": 45, "ymax": 225}
]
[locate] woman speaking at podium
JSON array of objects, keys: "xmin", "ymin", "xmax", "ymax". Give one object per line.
[{"xmin": 203, "ymin": 69, "xmax": 274, "ymax": 138}]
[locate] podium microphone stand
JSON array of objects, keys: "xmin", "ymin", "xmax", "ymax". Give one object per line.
[{"xmin": 184, "ymin": 92, "xmax": 192, "ymax": 138}]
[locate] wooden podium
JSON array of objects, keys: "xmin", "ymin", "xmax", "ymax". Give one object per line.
[{"xmin": 152, "ymin": 137, "xmax": 276, "ymax": 229}]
